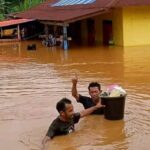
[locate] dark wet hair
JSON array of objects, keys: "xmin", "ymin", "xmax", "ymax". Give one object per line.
[
  {"xmin": 88, "ymin": 82, "xmax": 101, "ymax": 91},
  {"xmin": 56, "ymin": 98, "xmax": 72, "ymax": 113}
]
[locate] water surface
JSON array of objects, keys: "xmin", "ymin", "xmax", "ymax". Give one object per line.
[{"xmin": 0, "ymin": 41, "xmax": 150, "ymax": 150}]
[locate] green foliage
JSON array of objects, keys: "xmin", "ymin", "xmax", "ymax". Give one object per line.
[
  {"xmin": 0, "ymin": 0, "xmax": 11, "ymax": 19},
  {"xmin": 0, "ymin": 0, "xmax": 45, "ymax": 20},
  {"xmin": 15, "ymin": 0, "xmax": 45, "ymax": 11}
]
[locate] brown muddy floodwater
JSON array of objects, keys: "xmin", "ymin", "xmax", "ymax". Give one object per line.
[{"xmin": 0, "ymin": 40, "xmax": 150, "ymax": 150}]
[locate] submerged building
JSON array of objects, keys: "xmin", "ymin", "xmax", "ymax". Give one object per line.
[{"xmin": 3, "ymin": 0, "xmax": 150, "ymax": 46}]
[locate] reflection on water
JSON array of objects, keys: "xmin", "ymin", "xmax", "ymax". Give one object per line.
[{"xmin": 0, "ymin": 41, "xmax": 150, "ymax": 150}]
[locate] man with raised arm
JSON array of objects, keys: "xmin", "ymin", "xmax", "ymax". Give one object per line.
[{"xmin": 72, "ymin": 74, "xmax": 105, "ymax": 115}]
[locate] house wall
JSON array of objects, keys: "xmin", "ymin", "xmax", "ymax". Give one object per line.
[
  {"xmin": 81, "ymin": 12, "xmax": 114, "ymax": 45},
  {"xmin": 113, "ymin": 8, "xmax": 124, "ymax": 46},
  {"xmin": 122, "ymin": 6, "xmax": 150, "ymax": 46},
  {"xmin": 80, "ymin": 6, "xmax": 150, "ymax": 46},
  {"xmin": 94, "ymin": 12, "xmax": 113, "ymax": 45},
  {"xmin": 81, "ymin": 20, "xmax": 88, "ymax": 45},
  {"xmin": 80, "ymin": 9, "xmax": 124, "ymax": 46},
  {"xmin": 94, "ymin": 9, "xmax": 124, "ymax": 46}
]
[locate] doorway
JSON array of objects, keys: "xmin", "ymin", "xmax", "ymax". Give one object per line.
[
  {"xmin": 68, "ymin": 21, "xmax": 82, "ymax": 44},
  {"xmin": 103, "ymin": 20, "xmax": 113, "ymax": 45},
  {"xmin": 87, "ymin": 19, "xmax": 95, "ymax": 46}
]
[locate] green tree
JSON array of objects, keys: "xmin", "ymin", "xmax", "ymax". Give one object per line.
[{"xmin": 0, "ymin": 0, "xmax": 45, "ymax": 20}]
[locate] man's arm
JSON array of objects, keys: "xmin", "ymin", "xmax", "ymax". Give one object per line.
[
  {"xmin": 72, "ymin": 74, "xmax": 80, "ymax": 101},
  {"xmin": 80, "ymin": 101, "xmax": 105, "ymax": 118},
  {"xmin": 41, "ymin": 136, "xmax": 51, "ymax": 150},
  {"xmin": 41, "ymin": 123, "xmax": 56, "ymax": 150}
]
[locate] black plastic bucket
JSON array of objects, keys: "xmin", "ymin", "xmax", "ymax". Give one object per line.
[{"xmin": 101, "ymin": 96, "xmax": 126, "ymax": 120}]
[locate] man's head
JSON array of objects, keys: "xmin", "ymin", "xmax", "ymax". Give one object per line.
[
  {"xmin": 88, "ymin": 82, "xmax": 102, "ymax": 102},
  {"xmin": 56, "ymin": 98, "xmax": 74, "ymax": 120}
]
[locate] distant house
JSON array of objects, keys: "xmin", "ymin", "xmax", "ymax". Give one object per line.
[
  {"xmin": 10, "ymin": 0, "xmax": 150, "ymax": 46},
  {"xmin": 0, "ymin": 18, "xmax": 43, "ymax": 41}
]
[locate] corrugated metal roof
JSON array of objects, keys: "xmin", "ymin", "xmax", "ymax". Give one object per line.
[
  {"xmin": 15, "ymin": 0, "xmax": 150, "ymax": 23},
  {"xmin": 51, "ymin": 0, "xmax": 96, "ymax": 6},
  {"xmin": 0, "ymin": 19, "xmax": 35, "ymax": 28}
]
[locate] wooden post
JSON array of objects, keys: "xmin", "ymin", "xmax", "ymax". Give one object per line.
[
  {"xmin": 44, "ymin": 24, "xmax": 49, "ymax": 40},
  {"xmin": 54, "ymin": 25, "xmax": 57, "ymax": 36},
  {"xmin": 63, "ymin": 26, "xmax": 68, "ymax": 50},
  {"xmin": 0, "ymin": 28, "xmax": 3, "ymax": 38},
  {"xmin": 17, "ymin": 24, "xmax": 21, "ymax": 40}
]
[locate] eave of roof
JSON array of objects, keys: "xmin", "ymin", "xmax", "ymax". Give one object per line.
[
  {"xmin": 112, "ymin": 0, "xmax": 150, "ymax": 7},
  {"xmin": 16, "ymin": 8, "xmax": 110, "ymax": 23},
  {"xmin": 0, "ymin": 18, "xmax": 35, "ymax": 28}
]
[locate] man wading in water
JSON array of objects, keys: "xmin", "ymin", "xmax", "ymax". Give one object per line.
[
  {"xmin": 72, "ymin": 74, "xmax": 105, "ymax": 115},
  {"xmin": 42, "ymin": 98, "xmax": 104, "ymax": 149}
]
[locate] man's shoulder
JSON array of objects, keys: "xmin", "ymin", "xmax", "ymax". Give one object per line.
[
  {"xmin": 79, "ymin": 94, "xmax": 92, "ymax": 100},
  {"xmin": 78, "ymin": 95, "xmax": 93, "ymax": 109},
  {"xmin": 73, "ymin": 113, "xmax": 81, "ymax": 124},
  {"xmin": 50, "ymin": 117, "xmax": 61, "ymax": 126}
]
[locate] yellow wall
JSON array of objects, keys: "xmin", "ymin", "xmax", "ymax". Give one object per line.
[
  {"xmin": 123, "ymin": 6, "xmax": 150, "ymax": 46},
  {"xmin": 113, "ymin": 8, "xmax": 124, "ymax": 46}
]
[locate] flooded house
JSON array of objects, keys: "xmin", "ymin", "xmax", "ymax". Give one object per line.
[
  {"xmin": 1, "ymin": 0, "xmax": 150, "ymax": 47},
  {"xmin": 0, "ymin": 18, "xmax": 43, "ymax": 42}
]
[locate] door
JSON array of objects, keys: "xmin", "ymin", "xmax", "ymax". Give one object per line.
[
  {"xmin": 103, "ymin": 20, "xmax": 113, "ymax": 45},
  {"xmin": 87, "ymin": 19, "xmax": 95, "ymax": 46},
  {"xmin": 68, "ymin": 21, "xmax": 81, "ymax": 44}
]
